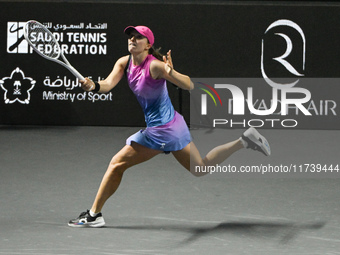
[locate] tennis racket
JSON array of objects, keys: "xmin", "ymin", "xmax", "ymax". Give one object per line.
[{"xmin": 24, "ymin": 20, "xmax": 85, "ymax": 81}]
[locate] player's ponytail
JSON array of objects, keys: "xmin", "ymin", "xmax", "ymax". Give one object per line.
[{"xmin": 149, "ymin": 46, "xmax": 164, "ymax": 61}]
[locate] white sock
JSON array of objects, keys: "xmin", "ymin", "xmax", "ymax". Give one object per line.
[
  {"xmin": 239, "ymin": 137, "xmax": 248, "ymax": 148},
  {"xmin": 89, "ymin": 210, "xmax": 99, "ymax": 217}
]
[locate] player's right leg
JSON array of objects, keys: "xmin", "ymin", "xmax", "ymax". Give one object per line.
[{"xmin": 68, "ymin": 142, "xmax": 162, "ymax": 228}]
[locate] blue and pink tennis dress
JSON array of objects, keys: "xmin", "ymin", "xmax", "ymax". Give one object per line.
[{"xmin": 125, "ymin": 54, "xmax": 191, "ymax": 153}]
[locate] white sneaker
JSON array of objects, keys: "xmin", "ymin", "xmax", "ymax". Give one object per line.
[{"xmin": 241, "ymin": 127, "xmax": 271, "ymax": 156}]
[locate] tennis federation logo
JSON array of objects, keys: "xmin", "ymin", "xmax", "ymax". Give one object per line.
[
  {"xmin": 7, "ymin": 22, "xmax": 30, "ymax": 54},
  {"xmin": 0, "ymin": 68, "xmax": 36, "ymax": 104}
]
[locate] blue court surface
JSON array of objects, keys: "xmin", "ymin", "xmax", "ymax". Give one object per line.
[{"xmin": 1, "ymin": 126, "xmax": 339, "ymax": 255}]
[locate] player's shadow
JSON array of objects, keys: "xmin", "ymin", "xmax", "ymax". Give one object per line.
[{"xmin": 112, "ymin": 221, "xmax": 325, "ymax": 245}]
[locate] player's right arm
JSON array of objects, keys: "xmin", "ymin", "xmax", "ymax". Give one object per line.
[{"xmin": 80, "ymin": 55, "xmax": 129, "ymax": 93}]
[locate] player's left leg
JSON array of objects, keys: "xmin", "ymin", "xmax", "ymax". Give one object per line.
[
  {"xmin": 172, "ymin": 127, "xmax": 271, "ymax": 177},
  {"xmin": 172, "ymin": 139, "xmax": 243, "ymax": 177}
]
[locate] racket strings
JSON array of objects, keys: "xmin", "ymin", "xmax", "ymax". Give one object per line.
[{"xmin": 27, "ymin": 24, "xmax": 60, "ymax": 59}]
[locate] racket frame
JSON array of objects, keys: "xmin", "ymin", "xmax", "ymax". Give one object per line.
[{"xmin": 23, "ymin": 20, "xmax": 85, "ymax": 80}]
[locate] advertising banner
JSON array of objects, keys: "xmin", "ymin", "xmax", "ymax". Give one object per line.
[{"xmin": 0, "ymin": 2, "xmax": 339, "ymax": 129}]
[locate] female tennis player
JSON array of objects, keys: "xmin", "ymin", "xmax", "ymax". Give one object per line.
[{"xmin": 68, "ymin": 25, "xmax": 271, "ymax": 227}]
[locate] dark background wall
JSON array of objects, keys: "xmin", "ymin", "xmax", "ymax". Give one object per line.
[{"xmin": 0, "ymin": 1, "xmax": 339, "ymax": 128}]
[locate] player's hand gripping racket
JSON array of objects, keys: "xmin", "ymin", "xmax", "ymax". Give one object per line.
[{"xmin": 24, "ymin": 20, "xmax": 86, "ymax": 81}]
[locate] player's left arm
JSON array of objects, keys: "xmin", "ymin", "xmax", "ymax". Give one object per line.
[{"xmin": 150, "ymin": 50, "xmax": 194, "ymax": 91}]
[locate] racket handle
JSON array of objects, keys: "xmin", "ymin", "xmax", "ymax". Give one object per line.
[
  {"xmin": 71, "ymin": 67, "xmax": 94, "ymax": 91},
  {"xmin": 72, "ymin": 69, "xmax": 85, "ymax": 81},
  {"xmin": 68, "ymin": 65, "xmax": 85, "ymax": 80}
]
